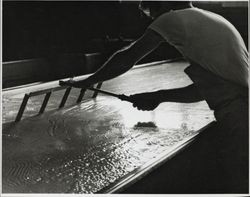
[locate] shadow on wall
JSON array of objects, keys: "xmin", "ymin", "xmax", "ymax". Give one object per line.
[{"xmin": 2, "ymin": 53, "xmax": 105, "ymax": 89}]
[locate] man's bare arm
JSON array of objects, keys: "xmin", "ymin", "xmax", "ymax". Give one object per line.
[
  {"xmin": 129, "ymin": 84, "xmax": 204, "ymax": 111},
  {"xmin": 62, "ymin": 29, "xmax": 164, "ymax": 88}
]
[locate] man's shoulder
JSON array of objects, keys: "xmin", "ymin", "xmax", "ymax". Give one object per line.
[
  {"xmin": 150, "ymin": 10, "xmax": 182, "ymax": 28},
  {"xmin": 152, "ymin": 8, "xmax": 201, "ymax": 25}
]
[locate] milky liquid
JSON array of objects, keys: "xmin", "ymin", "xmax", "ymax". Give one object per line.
[{"xmin": 2, "ymin": 62, "xmax": 214, "ymax": 193}]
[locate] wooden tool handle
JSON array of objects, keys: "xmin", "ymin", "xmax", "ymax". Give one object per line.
[{"xmin": 88, "ymin": 88, "xmax": 132, "ymax": 103}]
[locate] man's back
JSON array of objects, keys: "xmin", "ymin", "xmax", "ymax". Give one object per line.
[{"xmin": 149, "ymin": 7, "xmax": 249, "ymax": 87}]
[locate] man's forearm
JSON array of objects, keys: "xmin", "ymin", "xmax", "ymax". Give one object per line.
[
  {"xmin": 85, "ymin": 50, "xmax": 134, "ymax": 85},
  {"xmin": 154, "ymin": 84, "xmax": 204, "ymax": 103}
]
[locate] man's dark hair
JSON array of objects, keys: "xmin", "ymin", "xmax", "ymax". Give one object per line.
[{"xmin": 140, "ymin": 1, "xmax": 192, "ymax": 12}]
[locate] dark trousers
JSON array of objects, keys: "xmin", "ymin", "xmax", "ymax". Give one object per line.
[
  {"xmin": 185, "ymin": 62, "xmax": 249, "ymax": 191},
  {"xmin": 214, "ymin": 97, "xmax": 249, "ymax": 191}
]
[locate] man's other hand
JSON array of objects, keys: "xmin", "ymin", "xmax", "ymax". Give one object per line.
[{"xmin": 59, "ymin": 79, "xmax": 92, "ymax": 89}]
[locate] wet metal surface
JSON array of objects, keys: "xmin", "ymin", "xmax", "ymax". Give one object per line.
[{"xmin": 2, "ymin": 61, "xmax": 215, "ymax": 193}]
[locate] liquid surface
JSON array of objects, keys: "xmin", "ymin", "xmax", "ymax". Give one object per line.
[{"xmin": 2, "ymin": 61, "xmax": 214, "ymax": 193}]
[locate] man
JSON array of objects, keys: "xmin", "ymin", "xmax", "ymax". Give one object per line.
[{"xmin": 60, "ymin": 1, "xmax": 248, "ymax": 191}]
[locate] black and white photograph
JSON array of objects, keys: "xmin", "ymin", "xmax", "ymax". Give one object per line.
[{"xmin": 1, "ymin": 0, "xmax": 249, "ymax": 195}]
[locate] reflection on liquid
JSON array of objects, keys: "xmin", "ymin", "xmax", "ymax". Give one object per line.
[{"xmin": 2, "ymin": 96, "xmax": 214, "ymax": 193}]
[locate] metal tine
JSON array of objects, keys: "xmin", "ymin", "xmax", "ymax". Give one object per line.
[
  {"xmin": 92, "ymin": 82, "xmax": 103, "ymax": 98},
  {"xmin": 14, "ymin": 84, "xmax": 73, "ymax": 122},
  {"xmin": 77, "ymin": 88, "xmax": 87, "ymax": 103},
  {"xmin": 15, "ymin": 93, "xmax": 30, "ymax": 122},
  {"xmin": 39, "ymin": 92, "xmax": 52, "ymax": 114},
  {"xmin": 59, "ymin": 87, "xmax": 72, "ymax": 108}
]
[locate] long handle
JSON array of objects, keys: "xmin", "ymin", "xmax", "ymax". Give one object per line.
[{"xmin": 87, "ymin": 87, "xmax": 132, "ymax": 103}]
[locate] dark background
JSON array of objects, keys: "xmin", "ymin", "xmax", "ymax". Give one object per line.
[
  {"xmin": 3, "ymin": 1, "xmax": 248, "ymax": 61},
  {"xmin": 3, "ymin": 1, "xmax": 150, "ymax": 61}
]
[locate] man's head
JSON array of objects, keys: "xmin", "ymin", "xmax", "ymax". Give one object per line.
[{"xmin": 139, "ymin": 1, "xmax": 192, "ymax": 19}]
